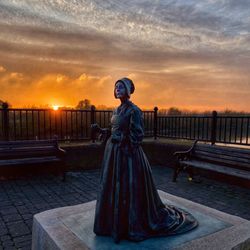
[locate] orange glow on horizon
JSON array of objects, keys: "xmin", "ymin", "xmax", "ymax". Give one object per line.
[
  {"xmin": 1, "ymin": 70, "xmax": 249, "ymax": 112},
  {"xmin": 52, "ymin": 105, "xmax": 59, "ymax": 111}
]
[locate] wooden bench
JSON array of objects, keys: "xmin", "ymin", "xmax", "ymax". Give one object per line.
[
  {"xmin": 0, "ymin": 139, "xmax": 66, "ymax": 180},
  {"xmin": 173, "ymin": 140, "xmax": 250, "ymax": 187}
]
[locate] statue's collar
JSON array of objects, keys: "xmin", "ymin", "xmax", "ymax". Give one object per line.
[
  {"xmin": 119, "ymin": 99, "xmax": 131, "ymax": 107},
  {"xmin": 117, "ymin": 99, "xmax": 132, "ymax": 114}
]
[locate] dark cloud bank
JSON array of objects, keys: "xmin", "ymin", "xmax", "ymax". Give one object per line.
[{"xmin": 0, "ymin": 0, "xmax": 249, "ymax": 110}]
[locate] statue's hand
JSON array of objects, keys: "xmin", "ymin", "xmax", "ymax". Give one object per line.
[{"xmin": 90, "ymin": 123, "xmax": 101, "ymax": 133}]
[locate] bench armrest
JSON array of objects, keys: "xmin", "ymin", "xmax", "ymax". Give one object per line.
[
  {"xmin": 57, "ymin": 147, "xmax": 66, "ymax": 156},
  {"xmin": 174, "ymin": 151, "xmax": 191, "ymax": 160},
  {"xmin": 174, "ymin": 140, "xmax": 198, "ymax": 160},
  {"xmin": 54, "ymin": 138, "xmax": 66, "ymax": 159},
  {"xmin": 54, "ymin": 148, "xmax": 66, "ymax": 162}
]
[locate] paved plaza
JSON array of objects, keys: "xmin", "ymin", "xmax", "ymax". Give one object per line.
[{"xmin": 0, "ymin": 166, "xmax": 249, "ymax": 250}]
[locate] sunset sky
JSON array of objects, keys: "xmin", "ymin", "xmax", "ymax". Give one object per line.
[{"xmin": 0, "ymin": 0, "xmax": 249, "ymax": 111}]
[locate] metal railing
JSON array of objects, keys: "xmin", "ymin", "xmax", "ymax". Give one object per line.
[
  {"xmin": 1, "ymin": 105, "xmax": 249, "ymax": 146},
  {"xmin": 158, "ymin": 115, "xmax": 212, "ymax": 141},
  {"xmin": 157, "ymin": 111, "xmax": 250, "ymax": 146},
  {"xmin": 0, "ymin": 105, "xmax": 154, "ymax": 141}
]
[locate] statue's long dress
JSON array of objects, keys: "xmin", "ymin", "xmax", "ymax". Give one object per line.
[{"xmin": 94, "ymin": 99, "xmax": 198, "ymax": 243}]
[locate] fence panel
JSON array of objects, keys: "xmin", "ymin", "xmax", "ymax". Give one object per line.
[
  {"xmin": 0, "ymin": 109, "xmax": 93, "ymax": 141},
  {"xmin": 157, "ymin": 115, "xmax": 213, "ymax": 142},
  {"xmin": 143, "ymin": 111, "xmax": 154, "ymax": 137},
  {"xmin": 215, "ymin": 116, "xmax": 250, "ymax": 145},
  {"xmin": 157, "ymin": 114, "xmax": 250, "ymax": 146},
  {"xmin": 0, "ymin": 108, "xmax": 249, "ymax": 146}
]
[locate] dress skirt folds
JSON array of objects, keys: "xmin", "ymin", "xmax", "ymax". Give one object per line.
[{"xmin": 93, "ymin": 100, "xmax": 198, "ymax": 243}]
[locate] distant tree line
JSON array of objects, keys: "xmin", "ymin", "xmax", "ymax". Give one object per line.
[
  {"xmin": 75, "ymin": 99, "xmax": 114, "ymax": 110},
  {"xmin": 158, "ymin": 107, "xmax": 250, "ymax": 116},
  {"xmin": 1, "ymin": 98, "xmax": 249, "ymax": 115},
  {"xmin": 0, "ymin": 100, "xmax": 11, "ymax": 109}
]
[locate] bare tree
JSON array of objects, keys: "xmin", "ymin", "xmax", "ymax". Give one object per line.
[{"xmin": 76, "ymin": 99, "xmax": 92, "ymax": 110}]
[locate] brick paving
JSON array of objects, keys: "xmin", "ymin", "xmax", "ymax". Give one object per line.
[{"xmin": 0, "ymin": 166, "xmax": 249, "ymax": 250}]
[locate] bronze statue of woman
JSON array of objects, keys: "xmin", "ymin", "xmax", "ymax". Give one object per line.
[{"xmin": 92, "ymin": 78, "xmax": 198, "ymax": 243}]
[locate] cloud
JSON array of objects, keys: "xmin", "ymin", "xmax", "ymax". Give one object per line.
[
  {"xmin": 0, "ymin": 65, "xmax": 6, "ymax": 73},
  {"xmin": 0, "ymin": 67, "xmax": 249, "ymax": 111},
  {"xmin": 0, "ymin": 70, "xmax": 115, "ymax": 107},
  {"xmin": 0, "ymin": 0, "xmax": 249, "ymax": 111},
  {"xmin": 1, "ymin": 1, "xmax": 249, "ymax": 51}
]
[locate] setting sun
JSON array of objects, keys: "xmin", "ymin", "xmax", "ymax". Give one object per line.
[{"xmin": 52, "ymin": 105, "xmax": 59, "ymax": 111}]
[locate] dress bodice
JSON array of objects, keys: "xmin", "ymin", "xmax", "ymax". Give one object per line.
[
  {"xmin": 110, "ymin": 100, "xmax": 144, "ymax": 147},
  {"xmin": 111, "ymin": 103, "xmax": 131, "ymax": 136}
]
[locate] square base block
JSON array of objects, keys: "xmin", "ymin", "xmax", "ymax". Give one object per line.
[{"xmin": 32, "ymin": 190, "xmax": 250, "ymax": 250}]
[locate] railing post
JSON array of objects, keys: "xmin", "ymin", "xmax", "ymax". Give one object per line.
[
  {"xmin": 153, "ymin": 106, "xmax": 158, "ymax": 140},
  {"xmin": 91, "ymin": 105, "xmax": 96, "ymax": 142},
  {"xmin": 211, "ymin": 110, "xmax": 217, "ymax": 145},
  {"xmin": 2, "ymin": 102, "xmax": 9, "ymax": 141}
]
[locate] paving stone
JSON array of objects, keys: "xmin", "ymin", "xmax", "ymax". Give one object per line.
[
  {"xmin": 24, "ymin": 220, "xmax": 33, "ymax": 228},
  {"xmin": 0, "ymin": 228, "xmax": 8, "ymax": 237},
  {"xmin": 33, "ymin": 204, "xmax": 49, "ymax": 210},
  {"xmin": 13, "ymin": 235, "xmax": 31, "ymax": 244},
  {"xmin": 0, "ymin": 235, "xmax": 11, "ymax": 242},
  {"xmin": 6, "ymin": 220, "xmax": 23, "ymax": 226},
  {"xmin": 3, "ymin": 246, "xmax": 17, "ymax": 250},
  {"xmin": 7, "ymin": 222, "xmax": 30, "ymax": 237},
  {"xmin": 17, "ymin": 246, "xmax": 30, "ymax": 250},
  {"xmin": 0, "ymin": 201, "xmax": 13, "ymax": 207},
  {"xmin": 2, "ymin": 240, "xmax": 14, "ymax": 246},
  {"xmin": 0, "ymin": 207, "xmax": 18, "ymax": 216},
  {"xmin": 16, "ymin": 207, "xmax": 29, "ymax": 215},
  {"xmin": 0, "ymin": 220, "xmax": 5, "ymax": 227},
  {"xmin": 3, "ymin": 214, "xmax": 22, "ymax": 223},
  {"xmin": 14, "ymin": 240, "xmax": 31, "ymax": 248},
  {"xmin": 21, "ymin": 214, "xmax": 33, "ymax": 220}
]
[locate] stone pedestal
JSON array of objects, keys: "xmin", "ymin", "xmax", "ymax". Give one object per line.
[{"xmin": 32, "ymin": 190, "xmax": 250, "ymax": 250}]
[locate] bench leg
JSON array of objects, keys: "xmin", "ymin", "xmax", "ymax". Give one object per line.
[
  {"xmin": 187, "ymin": 167, "xmax": 194, "ymax": 181},
  {"xmin": 186, "ymin": 167, "xmax": 202, "ymax": 183},
  {"xmin": 173, "ymin": 163, "xmax": 181, "ymax": 182},
  {"xmin": 60, "ymin": 162, "xmax": 66, "ymax": 182},
  {"xmin": 62, "ymin": 172, "xmax": 66, "ymax": 182}
]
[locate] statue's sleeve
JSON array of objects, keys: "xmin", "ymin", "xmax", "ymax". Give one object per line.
[{"xmin": 128, "ymin": 108, "xmax": 144, "ymax": 147}]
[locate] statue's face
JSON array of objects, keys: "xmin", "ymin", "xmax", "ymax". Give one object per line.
[{"xmin": 115, "ymin": 81, "xmax": 126, "ymax": 98}]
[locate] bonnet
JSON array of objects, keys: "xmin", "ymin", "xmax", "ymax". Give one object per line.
[{"xmin": 114, "ymin": 77, "xmax": 135, "ymax": 98}]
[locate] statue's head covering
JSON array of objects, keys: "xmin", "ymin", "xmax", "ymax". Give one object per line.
[{"xmin": 114, "ymin": 77, "xmax": 135, "ymax": 98}]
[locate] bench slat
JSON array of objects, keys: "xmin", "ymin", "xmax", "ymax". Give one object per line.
[
  {"xmin": 0, "ymin": 156, "xmax": 60, "ymax": 166},
  {"xmin": 195, "ymin": 145, "xmax": 250, "ymax": 160},
  {"xmin": 0, "ymin": 146, "xmax": 58, "ymax": 151},
  {"xmin": 180, "ymin": 160, "xmax": 250, "ymax": 180},
  {"xmin": 0, "ymin": 146, "xmax": 56, "ymax": 152},
  {"xmin": 0, "ymin": 147, "xmax": 59, "ymax": 159},
  {"xmin": 0, "ymin": 151, "xmax": 59, "ymax": 160},
  {"xmin": 0, "ymin": 140, "xmax": 57, "ymax": 148},
  {"xmin": 193, "ymin": 152, "xmax": 250, "ymax": 171},
  {"xmin": 196, "ymin": 143, "xmax": 250, "ymax": 154},
  {"xmin": 194, "ymin": 150, "xmax": 250, "ymax": 165}
]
